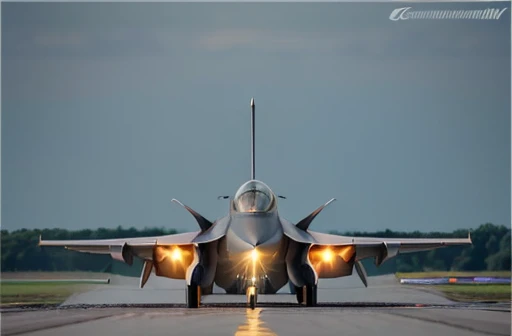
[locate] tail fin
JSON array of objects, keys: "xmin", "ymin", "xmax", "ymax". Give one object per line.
[{"xmin": 250, "ymin": 98, "xmax": 255, "ymax": 180}]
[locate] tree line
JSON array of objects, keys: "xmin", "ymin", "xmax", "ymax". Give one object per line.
[{"xmin": 1, "ymin": 223, "xmax": 510, "ymax": 277}]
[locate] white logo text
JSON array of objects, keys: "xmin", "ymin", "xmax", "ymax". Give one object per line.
[{"xmin": 389, "ymin": 7, "xmax": 508, "ymax": 21}]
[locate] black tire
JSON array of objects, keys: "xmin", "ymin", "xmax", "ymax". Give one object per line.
[
  {"xmin": 295, "ymin": 286, "xmax": 304, "ymax": 305},
  {"xmin": 249, "ymin": 294, "xmax": 256, "ymax": 310},
  {"xmin": 305, "ymin": 284, "xmax": 317, "ymax": 307},
  {"xmin": 187, "ymin": 285, "xmax": 199, "ymax": 308}
]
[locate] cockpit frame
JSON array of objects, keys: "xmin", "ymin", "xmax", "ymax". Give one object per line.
[{"xmin": 233, "ymin": 180, "xmax": 276, "ymax": 213}]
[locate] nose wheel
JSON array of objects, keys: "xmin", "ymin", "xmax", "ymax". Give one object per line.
[{"xmin": 246, "ymin": 285, "xmax": 257, "ymax": 309}]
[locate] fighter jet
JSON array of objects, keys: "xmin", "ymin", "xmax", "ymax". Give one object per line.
[{"xmin": 39, "ymin": 98, "xmax": 472, "ymax": 309}]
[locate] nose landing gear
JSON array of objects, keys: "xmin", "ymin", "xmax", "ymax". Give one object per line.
[{"xmin": 246, "ymin": 285, "xmax": 257, "ymax": 309}]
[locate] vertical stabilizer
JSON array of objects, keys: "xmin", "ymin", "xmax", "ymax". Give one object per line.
[{"xmin": 250, "ymin": 98, "xmax": 256, "ymax": 180}]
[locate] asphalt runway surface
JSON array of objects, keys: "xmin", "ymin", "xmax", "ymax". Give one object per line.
[{"xmin": 2, "ymin": 273, "xmax": 510, "ymax": 336}]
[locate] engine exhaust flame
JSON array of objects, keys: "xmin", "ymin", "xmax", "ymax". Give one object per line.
[
  {"xmin": 308, "ymin": 245, "xmax": 356, "ymax": 278},
  {"xmin": 153, "ymin": 245, "xmax": 195, "ymax": 279}
]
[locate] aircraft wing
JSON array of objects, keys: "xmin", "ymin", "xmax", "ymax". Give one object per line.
[
  {"xmin": 308, "ymin": 231, "xmax": 472, "ymax": 259},
  {"xmin": 282, "ymin": 219, "xmax": 472, "ymax": 284},
  {"xmin": 282, "ymin": 219, "xmax": 472, "ymax": 261},
  {"xmin": 308, "ymin": 230, "xmax": 473, "ymax": 262},
  {"xmin": 38, "ymin": 231, "xmax": 201, "ymax": 265},
  {"xmin": 298, "ymin": 230, "xmax": 472, "ymax": 285},
  {"xmin": 281, "ymin": 199, "xmax": 471, "ymax": 264}
]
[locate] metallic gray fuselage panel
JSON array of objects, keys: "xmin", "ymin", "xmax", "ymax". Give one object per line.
[
  {"xmin": 214, "ymin": 211, "xmax": 289, "ymax": 294},
  {"xmin": 192, "ymin": 216, "xmax": 231, "ymax": 244}
]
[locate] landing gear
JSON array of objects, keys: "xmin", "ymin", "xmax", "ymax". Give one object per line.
[
  {"xmin": 294, "ymin": 286, "xmax": 303, "ymax": 304},
  {"xmin": 246, "ymin": 285, "xmax": 257, "ymax": 310},
  {"xmin": 296, "ymin": 285, "xmax": 317, "ymax": 306},
  {"xmin": 305, "ymin": 284, "xmax": 317, "ymax": 307},
  {"xmin": 186, "ymin": 285, "xmax": 201, "ymax": 308}
]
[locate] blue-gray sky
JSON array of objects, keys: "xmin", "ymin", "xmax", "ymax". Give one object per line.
[{"xmin": 2, "ymin": 2, "xmax": 510, "ymax": 233}]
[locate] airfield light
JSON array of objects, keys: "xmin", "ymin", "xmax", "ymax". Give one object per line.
[{"xmin": 322, "ymin": 248, "xmax": 334, "ymax": 263}]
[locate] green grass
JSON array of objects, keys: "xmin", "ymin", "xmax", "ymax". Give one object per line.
[
  {"xmin": 0, "ymin": 281, "xmax": 102, "ymax": 306},
  {"xmin": 434, "ymin": 284, "xmax": 511, "ymax": 302},
  {"xmin": 396, "ymin": 271, "xmax": 511, "ymax": 279},
  {"xmin": 394, "ymin": 271, "xmax": 511, "ymax": 302}
]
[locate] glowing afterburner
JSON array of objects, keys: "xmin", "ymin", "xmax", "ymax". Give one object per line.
[{"xmin": 308, "ymin": 245, "xmax": 356, "ymax": 278}]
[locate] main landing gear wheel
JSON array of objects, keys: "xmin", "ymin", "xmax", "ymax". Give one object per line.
[
  {"xmin": 246, "ymin": 285, "xmax": 257, "ymax": 310},
  {"xmin": 305, "ymin": 284, "xmax": 317, "ymax": 307},
  {"xmin": 187, "ymin": 285, "xmax": 201, "ymax": 308},
  {"xmin": 294, "ymin": 286, "xmax": 303, "ymax": 305},
  {"xmin": 295, "ymin": 285, "xmax": 317, "ymax": 306}
]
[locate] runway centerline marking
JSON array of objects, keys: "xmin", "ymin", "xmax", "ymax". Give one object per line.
[{"xmin": 234, "ymin": 308, "xmax": 278, "ymax": 336}]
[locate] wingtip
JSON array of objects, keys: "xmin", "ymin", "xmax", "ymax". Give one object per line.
[
  {"xmin": 171, "ymin": 198, "xmax": 183, "ymax": 206},
  {"xmin": 327, "ymin": 198, "xmax": 337, "ymax": 206}
]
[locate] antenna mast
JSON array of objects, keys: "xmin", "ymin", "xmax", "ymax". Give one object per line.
[{"xmin": 250, "ymin": 98, "xmax": 255, "ymax": 180}]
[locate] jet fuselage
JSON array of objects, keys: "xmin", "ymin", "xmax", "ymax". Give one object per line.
[{"xmin": 213, "ymin": 180, "xmax": 290, "ymax": 294}]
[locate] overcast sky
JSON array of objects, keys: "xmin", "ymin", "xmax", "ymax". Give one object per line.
[{"xmin": 2, "ymin": 2, "xmax": 510, "ymax": 234}]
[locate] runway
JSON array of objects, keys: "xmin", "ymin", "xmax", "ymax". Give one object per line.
[{"xmin": 2, "ymin": 273, "xmax": 510, "ymax": 336}]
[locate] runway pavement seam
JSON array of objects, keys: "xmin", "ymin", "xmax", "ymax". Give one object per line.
[
  {"xmin": 108, "ymin": 312, "xmax": 143, "ymax": 320},
  {"xmin": 476, "ymin": 308, "xmax": 511, "ymax": 313},
  {"xmin": 386, "ymin": 311, "xmax": 509, "ymax": 336},
  {"xmin": 2, "ymin": 313, "xmax": 123, "ymax": 336},
  {"xmin": 402, "ymin": 285, "xmax": 451, "ymax": 299},
  {"xmin": 2, "ymin": 302, "xmax": 505, "ymax": 313}
]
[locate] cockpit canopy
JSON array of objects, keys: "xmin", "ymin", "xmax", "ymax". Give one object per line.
[{"xmin": 233, "ymin": 180, "xmax": 276, "ymax": 213}]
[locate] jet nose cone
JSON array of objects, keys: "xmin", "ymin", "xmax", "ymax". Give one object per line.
[{"xmin": 250, "ymin": 98, "xmax": 255, "ymax": 107}]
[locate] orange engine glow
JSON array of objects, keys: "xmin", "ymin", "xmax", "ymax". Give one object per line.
[
  {"xmin": 308, "ymin": 245, "xmax": 356, "ymax": 278},
  {"xmin": 322, "ymin": 249, "xmax": 334, "ymax": 262},
  {"xmin": 153, "ymin": 244, "xmax": 195, "ymax": 279},
  {"xmin": 171, "ymin": 248, "xmax": 182, "ymax": 261}
]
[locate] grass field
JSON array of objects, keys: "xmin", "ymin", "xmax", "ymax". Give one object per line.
[
  {"xmin": 433, "ymin": 284, "xmax": 511, "ymax": 302},
  {"xmin": 1, "ymin": 271, "xmax": 109, "ymax": 280},
  {"xmin": 395, "ymin": 271, "xmax": 511, "ymax": 302},
  {"xmin": 0, "ymin": 281, "xmax": 105, "ymax": 306}
]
